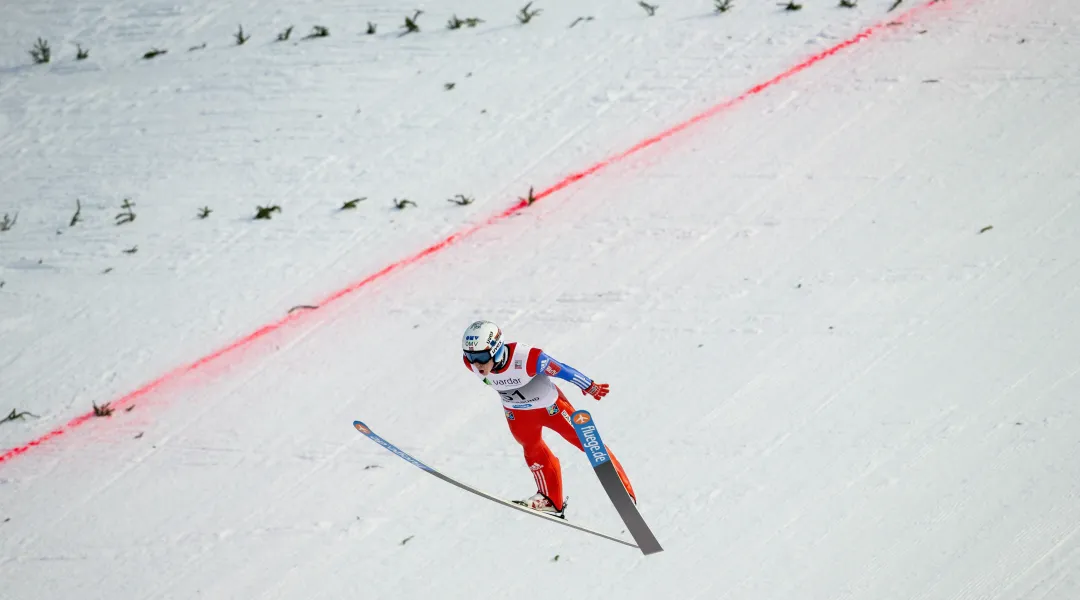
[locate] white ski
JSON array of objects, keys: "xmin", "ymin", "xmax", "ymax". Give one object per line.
[{"xmin": 353, "ymin": 420, "xmax": 639, "ymax": 550}]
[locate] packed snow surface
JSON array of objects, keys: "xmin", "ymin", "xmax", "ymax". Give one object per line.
[{"xmin": 1, "ymin": 0, "xmax": 1078, "ymax": 598}]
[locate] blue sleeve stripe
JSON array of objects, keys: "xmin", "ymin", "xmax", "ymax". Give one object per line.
[{"xmin": 538, "ymin": 351, "xmax": 594, "ymax": 391}]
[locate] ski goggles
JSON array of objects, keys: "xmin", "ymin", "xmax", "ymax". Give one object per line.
[{"xmin": 463, "ymin": 349, "xmax": 495, "ymax": 364}]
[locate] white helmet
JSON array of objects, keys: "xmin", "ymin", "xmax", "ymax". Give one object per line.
[{"xmin": 462, "ymin": 320, "xmax": 505, "ymax": 364}]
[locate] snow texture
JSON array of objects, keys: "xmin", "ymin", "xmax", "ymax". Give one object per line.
[{"xmin": 2, "ymin": 0, "xmax": 1079, "ymax": 598}]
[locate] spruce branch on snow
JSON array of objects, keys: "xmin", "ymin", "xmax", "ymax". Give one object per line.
[
  {"xmin": 569, "ymin": 17, "xmax": 594, "ymax": 28},
  {"xmin": 235, "ymin": 24, "xmax": 250, "ymax": 45},
  {"xmin": 366, "ymin": 22, "xmax": 378, "ymax": 35},
  {"xmin": 517, "ymin": 2, "xmax": 543, "ymax": 24},
  {"xmin": 888, "ymin": 0, "xmax": 903, "ymax": 11},
  {"xmin": 779, "ymin": 1, "xmax": 802, "ymax": 10},
  {"xmin": 276, "ymin": 26, "xmax": 294, "ymax": 41},
  {"xmin": 198, "ymin": 206, "xmax": 212, "ymax": 219},
  {"xmin": 123, "ymin": 245, "xmax": 138, "ymax": 254},
  {"xmin": 254, "ymin": 205, "xmax": 282, "ymax": 220},
  {"xmin": 303, "ymin": 26, "xmax": 330, "ymax": 39},
  {"xmin": 115, "ymin": 198, "xmax": 136, "ymax": 225},
  {"xmin": 70, "ymin": 198, "xmax": 82, "ymax": 226},
  {"xmin": 0, "ymin": 213, "xmax": 16, "ymax": 232},
  {"xmin": 444, "ymin": 82, "xmax": 456, "ymax": 90},
  {"xmin": 75, "ymin": 43, "xmax": 89, "ymax": 60},
  {"xmin": 393, "ymin": 198, "xmax": 417, "ymax": 209},
  {"xmin": 401, "ymin": 11, "xmax": 423, "ymax": 35},
  {"xmin": 639, "ymin": 1, "xmax": 659, "ymax": 16},
  {"xmin": 448, "ymin": 15, "xmax": 485, "ymax": 29},
  {"xmin": 143, "ymin": 48, "xmax": 168, "ymax": 59},
  {"xmin": 447, "ymin": 194, "xmax": 474, "ymax": 206},
  {"xmin": 93, "ymin": 401, "xmax": 114, "ymax": 417},
  {"xmin": 1, "ymin": 409, "xmax": 40, "ymax": 424},
  {"xmin": 340, "ymin": 197, "xmax": 366, "ymax": 210},
  {"xmin": 715, "ymin": 0, "xmax": 733, "ymax": 13},
  {"xmin": 839, "ymin": 0, "xmax": 857, "ymax": 7},
  {"xmin": 30, "ymin": 38, "xmax": 51, "ymax": 64},
  {"xmin": 188, "ymin": 43, "xmax": 207, "ymax": 52},
  {"xmin": 520, "ymin": 186, "xmax": 537, "ymax": 206}
]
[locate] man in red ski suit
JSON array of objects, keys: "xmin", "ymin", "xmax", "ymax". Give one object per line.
[{"xmin": 461, "ymin": 320, "xmax": 636, "ymax": 516}]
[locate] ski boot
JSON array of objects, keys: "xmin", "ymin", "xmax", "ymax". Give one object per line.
[{"xmin": 512, "ymin": 493, "xmax": 567, "ymax": 519}]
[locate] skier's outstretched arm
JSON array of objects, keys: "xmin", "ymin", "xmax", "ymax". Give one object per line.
[{"xmin": 529, "ymin": 349, "xmax": 610, "ymax": 400}]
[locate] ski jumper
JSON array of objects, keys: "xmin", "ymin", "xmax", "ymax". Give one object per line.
[{"xmin": 464, "ymin": 342, "xmax": 635, "ymax": 510}]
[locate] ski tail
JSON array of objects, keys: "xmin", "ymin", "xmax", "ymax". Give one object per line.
[{"xmin": 570, "ymin": 410, "xmax": 664, "ymax": 555}]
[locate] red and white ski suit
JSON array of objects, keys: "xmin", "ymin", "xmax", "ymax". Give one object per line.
[{"xmin": 464, "ymin": 342, "xmax": 635, "ymax": 510}]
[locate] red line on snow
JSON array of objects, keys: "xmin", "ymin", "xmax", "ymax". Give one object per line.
[{"xmin": 0, "ymin": 0, "xmax": 945, "ymax": 466}]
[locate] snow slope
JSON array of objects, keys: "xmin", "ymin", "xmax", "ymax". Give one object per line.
[{"xmin": 2, "ymin": 0, "xmax": 1080, "ymax": 598}]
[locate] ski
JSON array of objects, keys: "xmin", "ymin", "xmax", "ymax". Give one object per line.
[
  {"xmin": 570, "ymin": 410, "xmax": 664, "ymax": 556},
  {"xmin": 352, "ymin": 420, "xmax": 638, "ymax": 550}
]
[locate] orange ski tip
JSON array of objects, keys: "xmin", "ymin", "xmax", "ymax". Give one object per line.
[{"xmin": 353, "ymin": 422, "xmax": 371, "ymax": 434}]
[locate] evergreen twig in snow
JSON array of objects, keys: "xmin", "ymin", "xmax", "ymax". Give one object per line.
[
  {"xmin": 115, "ymin": 198, "xmax": 136, "ymax": 225},
  {"xmin": 254, "ymin": 205, "xmax": 282, "ymax": 220},
  {"xmin": 517, "ymin": 2, "xmax": 543, "ymax": 24},
  {"xmin": 401, "ymin": 11, "xmax": 423, "ymax": 36},
  {"xmin": 520, "ymin": 186, "xmax": 538, "ymax": 206},
  {"xmin": 448, "ymin": 15, "xmax": 485, "ymax": 29},
  {"xmin": 30, "ymin": 38, "xmax": 51, "ymax": 64},
  {"xmin": 1, "ymin": 409, "xmax": 40, "ymax": 424}
]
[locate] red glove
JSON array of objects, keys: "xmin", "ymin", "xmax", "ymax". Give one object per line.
[{"xmin": 582, "ymin": 382, "xmax": 609, "ymax": 401}]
